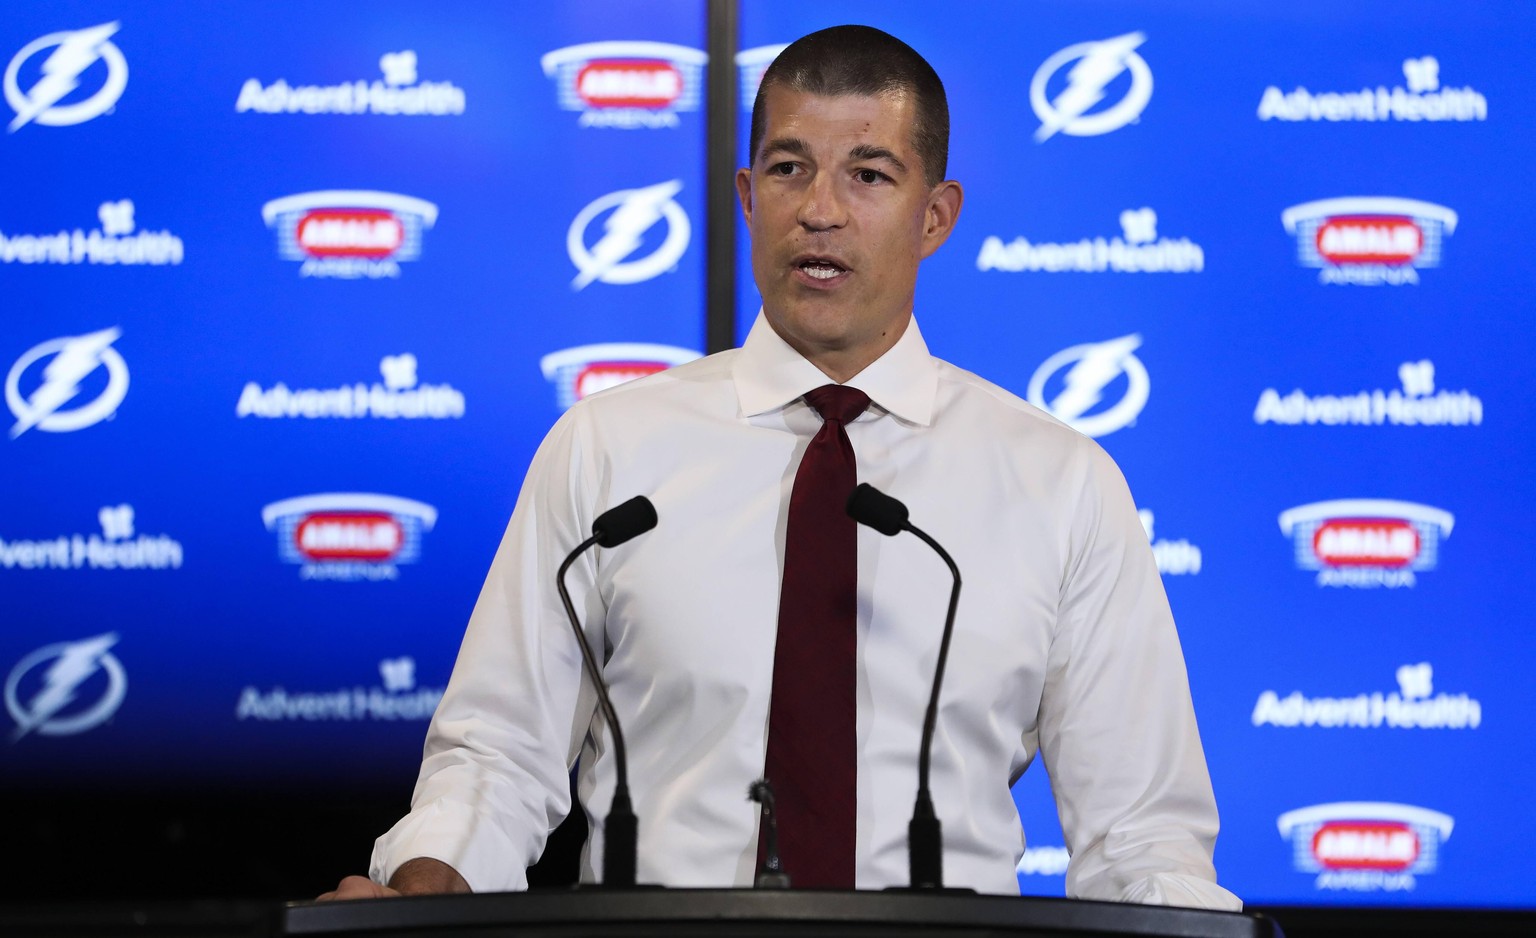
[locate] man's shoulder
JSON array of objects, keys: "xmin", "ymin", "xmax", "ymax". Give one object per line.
[
  {"xmin": 931, "ymin": 356, "xmax": 1079, "ymax": 437},
  {"xmin": 574, "ymin": 347, "xmax": 739, "ymax": 412}
]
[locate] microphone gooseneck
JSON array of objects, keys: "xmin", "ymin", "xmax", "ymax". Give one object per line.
[
  {"xmin": 846, "ymin": 483, "xmax": 962, "ymax": 890},
  {"xmin": 748, "ymin": 779, "xmax": 791, "ymax": 888},
  {"xmin": 555, "ymin": 495, "xmax": 658, "ymax": 888}
]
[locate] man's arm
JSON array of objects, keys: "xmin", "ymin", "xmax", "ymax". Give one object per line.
[
  {"xmin": 1039, "ymin": 439, "xmax": 1241, "ymax": 911},
  {"xmin": 370, "ymin": 408, "xmax": 606, "ymax": 891}
]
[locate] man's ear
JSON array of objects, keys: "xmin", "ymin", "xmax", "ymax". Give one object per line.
[
  {"xmin": 919, "ymin": 180, "xmax": 964, "ymax": 260},
  {"xmin": 735, "ymin": 167, "xmax": 754, "ymax": 226}
]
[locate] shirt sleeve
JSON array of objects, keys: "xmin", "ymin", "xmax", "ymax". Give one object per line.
[
  {"xmin": 1037, "ymin": 437, "xmax": 1242, "ymax": 911},
  {"xmin": 369, "ymin": 408, "xmax": 604, "ymax": 892}
]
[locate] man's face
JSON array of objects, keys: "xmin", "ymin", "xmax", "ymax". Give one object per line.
[{"xmin": 737, "ymin": 86, "xmax": 961, "ymax": 381}]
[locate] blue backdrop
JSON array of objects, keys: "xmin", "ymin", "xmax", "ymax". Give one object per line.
[{"xmin": 3, "ymin": 0, "xmax": 1532, "ymax": 909}]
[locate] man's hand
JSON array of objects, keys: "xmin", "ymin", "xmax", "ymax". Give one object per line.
[
  {"xmin": 316, "ymin": 857, "xmax": 470, "ymax": 901},
  {"xmin": 316, "ymin": 876, "xmax": 400, "ymax": 901}
]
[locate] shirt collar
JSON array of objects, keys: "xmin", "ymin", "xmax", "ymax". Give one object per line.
[{"xmin": 733, "ymin": 310, "xmax": 937, "ymax": 426}]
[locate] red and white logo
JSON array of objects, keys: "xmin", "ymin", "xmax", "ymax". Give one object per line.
[
  {"xmin": 541, "ymin": 41, "xmax": 705, "ymax": 129},
  {"xmin": 1279, "ymin": 499, "xmax": 1453, "ymax": 588},
  {"xmin": 261, "ymin": 493, "xmax": 436, "ymax": 581},
  {"xmin": 735, "ymin": 44, "xmax": 788, "ymax": 109},
  {"xmin": 261, "ymin": 190, "xmax": 437, "ymax": 279},
  {"xmin": 540, "ymin": 343, "xmax": 699, "ymax": 410},
  {"xmin": 1281, "ymin": 197, "xmax": 1457, "ymax": 286},
  {"xmin": 1278, "ymin": 802, "xmax": 1452, "ymax": 891}
]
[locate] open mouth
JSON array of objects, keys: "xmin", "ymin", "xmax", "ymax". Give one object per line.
[{"xmin": 795, "ymin": 257, "xmax": 848, "ymax": 281}]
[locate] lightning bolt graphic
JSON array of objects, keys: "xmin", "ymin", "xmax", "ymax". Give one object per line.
[
  {"xmin": 12, "ymin": 633, "xmax": 118, "ymax": 741},
  {"xmin": 573, "ymin": 180, "xmax": 683, "ymax": 290},
  {"xmin": 11, "ymin": 327, "xmax": 121, "ymax": 439},
  {"xmin": 1049, "ymin": 334, "xmax": 1142, "ymax": 421},
  {"xmin": 8, "ymin": 22, "xmax": 120, "ymax": 133},
  {"xmin": 1035, "ymin": 32, "xmax": 1144, "ymax": 143}
]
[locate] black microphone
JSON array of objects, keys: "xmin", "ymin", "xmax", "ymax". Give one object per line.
[
  {"xmin": 747, "ymin": 780, "xmax": 791, "ymax": 888},
  {"xmin": 555, "ymin": 495, "xmax": 658, "ymax": 887},
  {"xmin": 592, "ymin": 495, "xmax": 658, "ymax": 548},
  {"xmin": 846, "ymin": 483, "xmax": 965, "ymax": 891}
]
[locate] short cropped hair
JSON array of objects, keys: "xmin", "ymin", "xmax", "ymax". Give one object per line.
[{"xmin": 748, "ymin": 25, "xmax": 950, "ymax": 188}]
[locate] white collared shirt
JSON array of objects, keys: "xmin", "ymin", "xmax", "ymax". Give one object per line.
[{"xmin": 372, "ymin": 313, "xmax": 1241, "ymax": 910}]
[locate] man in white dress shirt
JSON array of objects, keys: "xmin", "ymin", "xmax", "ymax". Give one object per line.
[{"xmin": 323, "ymin": 25, "xmax": 1240, "ymax": 909}]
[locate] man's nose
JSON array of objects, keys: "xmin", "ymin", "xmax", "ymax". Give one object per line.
[{"xmin": 796, "ymin": 172, "xmax": 848, "ymax": 231}]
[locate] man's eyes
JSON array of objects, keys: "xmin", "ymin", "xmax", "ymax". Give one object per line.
[{"xmin": 764, "ymin": 164, "xmax": 890, "ymax": 184}]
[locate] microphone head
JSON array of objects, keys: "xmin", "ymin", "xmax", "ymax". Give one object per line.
[
  {"xmin": 592, "ymin": 496, "xmax": 658, "ymax": 548},
  {"xmin": 748, "ymin": 779, "xmax": 775, "ymax": 807},
  {"xmin": 846, "ymin": 483, "xmax": 908, "ymax": 536}
]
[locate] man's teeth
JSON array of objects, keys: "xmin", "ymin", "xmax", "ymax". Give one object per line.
[{"xmin": 800, "ymin": 262, "xmax": 844, "ymax": 280}]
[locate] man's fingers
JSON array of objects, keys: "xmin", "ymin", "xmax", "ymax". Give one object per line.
[{"xmin": 316, "ymin": 875, "xmax": 400, "ymax": 901}]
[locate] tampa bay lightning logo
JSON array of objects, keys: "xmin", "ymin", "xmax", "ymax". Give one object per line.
[
  {"xmin": 5, "ymin": 22, "xmax": 128, "ymax": 132},
  {"xmin": 6, "ymin": 327, "xmax": 130, "ymax": 439},
  {"xmin": 567, "ymin": 181, "xmax": 691, "ymax": 290},
  {"xmin": 1027, "ymin": 334, "xmax": 1150, "ymax": 437},
  {"xmin": 5, "ymin": 633, "xmax": 127, "ymax": 741}
]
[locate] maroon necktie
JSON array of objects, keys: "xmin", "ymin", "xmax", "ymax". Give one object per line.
[{"xmin": 762, "ymin": 383, "xmax": 871, "ymax": 889}]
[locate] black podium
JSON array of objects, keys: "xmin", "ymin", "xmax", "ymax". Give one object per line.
[{"xmin": 281, "ymin": 890, "xmax": 1284, "ymax": 937}]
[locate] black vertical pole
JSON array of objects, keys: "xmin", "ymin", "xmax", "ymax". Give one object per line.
[{"xmin": 705, "ymin": 0, "xmax": 739, "ymax": 354}]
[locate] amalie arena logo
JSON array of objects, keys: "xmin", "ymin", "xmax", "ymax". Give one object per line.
[
  {"xmin": 261, "ymin": 493, "xmax": 437, "ymax": 581},
  {"xmin": 1279, "ymin": 802, "xmax": 1453, "ymax": 892},
  {"xmin": 1282, "ymin": 197, "xmax": 1457, "ymax": 286},
  {"xmin": 541, "ymin": 41, "xmax": 705, "ymax": 129},
  {"xmin": 1279, "ymin": 499, "xmax": 1453, "ymax": 589},
  {"xmin": 540, "ymin": 343, "xmax": 699, "ymax": 410},
  {"xmin": 261, "ymin": 190, "xmax": 437, "ymax": 279}
]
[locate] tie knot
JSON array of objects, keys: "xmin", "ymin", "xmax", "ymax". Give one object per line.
[{"xmin": 803, "ymin": 384, "xmax": 871, "ymax": 425}]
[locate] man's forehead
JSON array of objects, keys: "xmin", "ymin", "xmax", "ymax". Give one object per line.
[{"xmin": 758, "ymin": 87, "xmax": 917, "ymax": 150}]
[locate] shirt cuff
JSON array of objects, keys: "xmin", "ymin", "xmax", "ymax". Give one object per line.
[
  {"xmin": 1116, "ymin": 872, "xmax": 1244, "ymax": 911},
  {"xmin": 370, "ymin": 798, "xmax": 530, "ymax": 893}
]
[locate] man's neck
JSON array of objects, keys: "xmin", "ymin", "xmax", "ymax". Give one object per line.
[{"xmin": 772, "ymin": 317, "xmax": 910, "ymax": 385}]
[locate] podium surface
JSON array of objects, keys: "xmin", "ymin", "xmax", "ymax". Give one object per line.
[{"xmin": 281, "ymin": 889, "xmax": 1284, "ymax": 938}]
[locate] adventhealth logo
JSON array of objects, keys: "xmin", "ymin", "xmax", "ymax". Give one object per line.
[
  {"xmin": 5, "ymin": 21, "xmax": 128, "ymax": 132},
  {"xmin": 977, "ymin": 207, "xmax": 1203, "ymax": 274},
  {"xmin": 235, "ymin": 656, "xmax": 443, "ymax": 722},
  {"xmin": 1255, "ymin": 360, "xmax": 1482, "ymax": 427},
  {"xmin": 1259, "ymin": 56, "xmax": 1486, "ymax": 124},
  {"xmin": 236, "ymin": 49, "xmax": 465, "ymax": 116},
  {"xmin": 237, "ymin": 353, "xmax": 465, "ymax": 420},
  {"xmin": 0, "ymin": 199, "xmax": 183, "ymax": 266},
  {"xmin": 0, "ymin": 504, "xmax": 184, "ymax": 571},
  {"xmin": 1253, "ymin": 662, "xmax": 1481, "ymax": 731},
  {"xmin": 1138, "ymin": 509, "xmax": 1201, "ymax": 576}
]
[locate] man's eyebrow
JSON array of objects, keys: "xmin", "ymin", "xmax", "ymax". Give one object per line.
[
  {"xmin": 848, "ymin": 144, "xmax": 908, "ymax": 175},
  {"xmin": 758, "ymin": 137, "xmax": 811, "ymax": 161}
]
